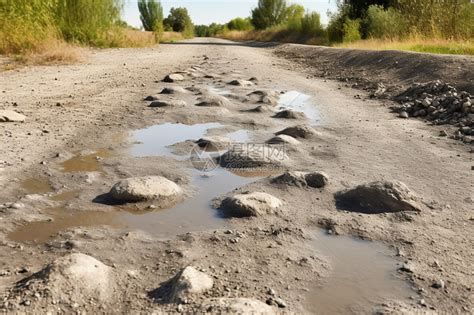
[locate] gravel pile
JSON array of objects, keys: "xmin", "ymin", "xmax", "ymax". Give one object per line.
[{"xmin": 395, "ymin": 80, "xmax": 473, "ymax": 143}]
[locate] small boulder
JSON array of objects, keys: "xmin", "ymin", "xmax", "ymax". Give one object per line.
[
  {"xmin": 149, "ymin": 99, "xmax": 186, "ymax": 107},
  {"xmin": 273, "ymin": 110, "xmax": 306, "ymax": 120},
  {"xmin": 196, "ymin": 95, "xmax": 231, "ymax": 107},
  {"xmin": 168, "ymin": 266, "xmax": 214, "ymax": 302},
  {"xmin": 195, "ymin": 136, "xmax": 232, "ymax": 150},
  {"xmin": 109, "ymin": 176, "xmax": 182, "ymax": 203},
  {"xmin": 144, "ymin": 95, "xmax": 160, "ymax": 101},
  {"xmin": 266, "ymin": 135, "xmax": 300, "ymax": 145},
  {"xmin": 228, "ymin": 79, "xmax": 254, "ymax": 87},
  {"xmin": 220, "ymin": 192, "xmax": 282, "ymax": 217},
  {"xmin": 272, "ymin": 171, "xmax": 328, "ymax": 188},
  {"xmin": 247, "ymin": 90, "xmax": 279, "ymax": 105},
  {"xmin": 275, "ymin": 125, "xmax": 316, "ymax": 139},
  {"xmin": 335, "ymin": 181, "xmax": 421, "ymax": 214},
  {"xmin": 305, "ymin": 172, "xmax": 329, "ymax": 188},
  {"xmin": 201, "ymin": 298, "xmax": 275, "ymax": 314},
  {"xmin": 160, "ymin": 86, "xmax": 188, "ymax": 94},
  {"xmin": 0, "ymin": 110, "xmax": 26, "ymax": 122},
  {"xmin": 163, "ymin": 74, "xmax": 185, "ymax": 82}
]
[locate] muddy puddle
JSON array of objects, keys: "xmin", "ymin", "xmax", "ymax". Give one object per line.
[
  {"xmin": 20, "ymin": 177, "xmax": 53, "ymax": 194},
  {"xmin": 306, "ymin": 230, "xmax": 413, "ymax": 314},
  {"xmin": 60, "ymin": 149, "xmax": 111, "ymax": 172},
  {"xmin": 279, "ymin": 91, "xmax": 320, "ymax": 125}
]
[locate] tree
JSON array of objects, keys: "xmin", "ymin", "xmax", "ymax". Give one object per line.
[
  {"xmin": 285, "ymin": 4, "xmax": 305, "ymax": 31},
  {"xmin": 163, "ymin": 7, "xmax": 194, "ymax": 37},
  {"xmin": 227, "ymin": 17, "xmax": 253, "ymax": 31},
  {"xmin": 138, "ymin": 0, "xmax": 163, "ymax": 33},
  {"xmin": 251, "ymin": 0, "xmax": 287, "ymax": 30}
]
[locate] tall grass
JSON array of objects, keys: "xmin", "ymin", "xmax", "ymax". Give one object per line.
[{"xmin": 0, "ymin": 0, "xmax": 157, "ymax": 60}]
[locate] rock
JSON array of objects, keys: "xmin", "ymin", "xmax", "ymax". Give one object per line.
[
  {"xmin": 144, "ymin": 95, "xmax": 160, "ymax": 101},
  {"xmin": 275, "ymin": 125, "xmax": 316, "ymax": 139},
  {"xmin": 266, "ymin": 135, "xmax": 300, "ymax": 145},
  {"xmin": 168, "ymin": 266, "xmax": 213, "ymax": 302},
  {"xmin": 247, "ymin": 90, "xmax": 279, "ymax": 105},
  {"xmin": 109, "ymin": 176, "xmax": 182, "ymax": 203},
  {"xmin": 246, "ymin": 105, "xmax": 275, "ymax": 113},
  {"xmin": 399, "ymin": 111, "xmax": 409, "ymax": 118},
  {"xmin": 0, "ymin": 110, "xmax": 26, "ymax": 122},
  {"xmin": 160, "ymin": 86, "xmax": 188, "ymax": 94},
  {"xmin": 219, "ymin": 144, "xmax": 289, "ymax": 168},
  {"xmin": 273, "ymin": 110, "xmax": 306, "ymax": 120},
  {"xmin": 195, "ymin": 136, "xmax": 232, "ymax": 150},
  {"xmin": 335, "ymin": 181, "xmax": 421, "ymax": 214},
  {"xmin": 272, "ymin": 171, "xmax": 328, "ymax": 188},
  {"xmin": 399, "ymin": 263, "xmax": 415, "ymax": 273},
  {"xmin": 220, "ymin": 192, "xmax": 283, "ymax": 217},
  {"xmin": 201, "ymin": 298, "xmax": 275, "ymax": 314},
  {"xmin": 163, "ymin": 74, "xmax": 185, "ymax": 82},
  {"xmin": 196, "ymin": 95, "xmax": 231, "ymax": 107},
  {"xmin": 439, "ymin": 130, "xmax": 448, "ymax": 137},
  {"xmin": 432, "ymin": 279, "xmax": 445, "ymax": 289},
  {"xmin": 14, "ymin": 253, "xmax": 113, "ymax": 303},
  {"xmin": 228, "ymin": 79, "xmax": 254, "ymax": 86},
  {"xmin": 149, "ymin": 99, "xmax": 186, "ymax": 107},
  {"xmin": 273, "ymin": 297, "xmax": 287, "ymax": 308}
]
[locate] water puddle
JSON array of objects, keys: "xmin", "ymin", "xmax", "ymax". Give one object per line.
[
  {"xmin": 8, "ymin": 206, "xmax": 122, "ymax": 243},
  {"xmin": 306, "ymin": 231, "xmax": 413, "ymax": 314},
  {"xmin": 60, "ymin": 149, "xmax": 110, "ymax": 172},
  {"xmin": 20, "ymin": 177, "xmax": 53, "ymax": 194},
  {"xmin": 278, "ymin": 91, "xmax": 320, "ymax": 125}
]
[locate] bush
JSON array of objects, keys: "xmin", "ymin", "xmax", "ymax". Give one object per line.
[
  {"xmin": 285, "ymin": 4, "xmax": 305, "ymax": 32},
  {"xmin": 343, "ymin": 18, "xmax": 361, "ymax": 43},
  {"xmin": 365, "ymin": 5, "xmax": 406, "ymax": 39},
  {"xmin": 251, "ymin": 0, "xmax": 287, "ymax": 30},
  {"xmin": 163, "ymin": 7, "xmax": 194, "ymax": 38},
  {"xmin": 300, "ymin": 11, "xmax": 324, "ymax": 37},
  {"xmin": 227, "ymin": 18, "xmax": 253, "ymax": 31}
]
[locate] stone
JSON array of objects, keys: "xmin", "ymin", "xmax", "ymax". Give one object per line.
[
  {"xmin": 439, "ymin": 130, "xmax": 448, "ymax": 137},
  {"xmin": 163, "ymin": 74, "xmax": 185, "ymax": 82},
  {"xmin": 272, "ymin": 171, "xmax": 328, "ymax": 188},
  {"xmin": 246, "ymin": 105, "xmax": 275, "ymax": 113},
  {"xmin": 196, "ymin": 95, "xmax": 230, "ymax": 107},
  {"xmin": 201, "ymin": 298, "xmax": 274, "ymax": 314},
  {"xmin": 335, "ymin": 181, "xmax": 421, "ymax": 214},
  {"xmin": 195, "ymin": 136, "xmax": 232, "ymax": 150},
  {"xmin": 168, "ymin": 266, "xmax": 213, "ymax": 302},
  {"xmin": 432, "ymin": 279, "xmax": 445, "ymax": 289},
  {"xmin": 305, "ymin": 172, "xmax": 329, "ymax": 188},
  {"xmin": 109, "ymin": 176, "xmax": 182, "ymax": 202},
  {"xmin": 247, "ymin": 90, "xmax": 279, "ymax": 105},
  {"xmin": 220, "ymin": 192, "xmax": 283, "ymax": 217},
  {"xmin": 399, "ymin": 111, "xmax": 409, "ymax": 118},
  {"xmin": 273, "ymin": 110, "xmax": 306, "ymax": 120},
  {"xmin": 266, "ymin": 135, "xmax": 300, "ymax": 145},
  {"xmin": 219, "ymin": 144, "xmax": 289, "ymax": 168},
  {"xmin": 149, "ymin": 99, "xmax": 186, "ymax": 107},
  {"xmin": 275, "ymin": 125, "xmax": 316, "ymax": 139},
  {"xmin": 228, "ymin": 79, "xmax": 254, "ymax": 86},
  {"xmin": 160, "ymin": 86, "xmax": 188, "ymax": 94},
  {"xmin": 0, "ymin": 110, "xmax": 26, "ymax": 122},
  {"xmin": 144, "ymin": 95, "xmax": 160, "ymax": 101}
]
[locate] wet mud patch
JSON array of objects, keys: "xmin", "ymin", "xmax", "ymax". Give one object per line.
[
  {"xmin": 60, "ymin": 149, "xmax": 111, "ymax": 173},
  {"xmin": 20, "ymin": 178, "xmax": 53, "ymax": 194}
]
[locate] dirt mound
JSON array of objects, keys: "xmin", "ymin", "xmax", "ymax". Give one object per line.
[
  {"xmin": 273, "ymin": 109, "xmax": 306, "ymax": 119},
  {"xmin": 0, "ymin": 110, "xmax": 26, "ymax": 122},
  {"xmin": 219, "ymin": 192, "xmax": 283, "ymax": 217},
  {"xmin": 275, "ymin": 125, "xmax": 316, "ymax": 139},
  {"xmin": 200, "ymin": 298, "xmax": 275, "ymax": 314},
  {"xmin": 109, "ymin": 176, "xmax": 182, "ymax": 203},
  {"xmin": 335, "ymin": 181, "xmax": 421, "ymax": 214},
  {"xmin": 9, "ymin": 253, "xmax": 114, "ymax": 308},
  {"xmin": 272, "ymin": 171, "xmax": 328, "ymax": 188},
  {"xmin": 196, "ymin": 94, "xmax": 231, "ymax": 107},
  {"xmin": 149, "ymin": 99, "xmax": 187, "ymax": 107}
]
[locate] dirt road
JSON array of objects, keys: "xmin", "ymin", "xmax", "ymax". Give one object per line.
[{"xmin": 0, "ymin": 38, "xmax": 472, "ymax": 314}]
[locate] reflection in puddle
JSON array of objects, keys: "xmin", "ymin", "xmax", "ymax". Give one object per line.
[
  {"xmin": 117, "ymin": 168, "xmax": 260, "ymax": 238},
  {"xmin": 131, "ymin": 122, "xmax": 223, "ymax": 157},
  {"xmin": 307, "ymin": 231, "xmax": 412, "ymax": 314},
  {"xmin": 8, "ymin": 206, "xmax": 122, "ymax": 243},
  {"xmin": 21, "ymin": 178, "xmax": 53, "ymax": 194},
  {"xmin": 278, "ymin": 91, "xmax": 320, "ymax": 125},
  {"xmin": 60, "ymin": 149, "xmax": 110, "ymax": 172}
]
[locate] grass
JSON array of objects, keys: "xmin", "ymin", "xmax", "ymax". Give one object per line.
[
  {"xmin": 219, "ymin": 29, "xmax": 326, "ymax": 45},
  {"xmin": 336, "ymin": 38, "xmax": 474, "ymax": 55},
  {"xmin": 159, "ymin": 31, "xmax": 185, "ymax": 43}
]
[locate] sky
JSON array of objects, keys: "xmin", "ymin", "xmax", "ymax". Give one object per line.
[{"xmin": 122, "ymin": 0, "xmax": 338, "ymax": 28}]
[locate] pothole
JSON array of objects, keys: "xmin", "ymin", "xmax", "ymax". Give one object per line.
[
  {"xmin": 278, "ymin": 91, "xmax": 321, "ymax": 125},
  {"xmin": 306, "ymin": 230, "xmax": 413, "ymax": 314}
]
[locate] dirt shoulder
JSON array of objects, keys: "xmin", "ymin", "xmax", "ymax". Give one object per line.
[{"xmin": 274, "ymin": 44, "xmax": 474, "ymax": 94}]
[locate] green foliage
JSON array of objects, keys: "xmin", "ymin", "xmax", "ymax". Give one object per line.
[
  {"xmin": 164, "ymin": 7, "xmax": 194, "ymax": 38},
  {"xmin": 343, "ymin": 18, "xmax": 361, "ymax": 43},
  {"xmin": 365, "ymin": 5, "xmax": 406, "ymax": 39},
  {"xmin": 138, "ymin": 0, "xmax": 164, "ymax": 35},
  {"xmin": 285, "ymin": 4, "xmax": 305, "ymax": 31},
  {"xmin": 300, "ymin": 11, "xmax": 324, "ymax": 36},
  {"xmin": 195, "ymin": 23, "xmax": 226, "ymax": 37},
  {"xmin": 54, "ymin": 0, "xmax": 123, "ymax": 45},
  {"xmin": 227, "ymin": 18, "xmax": 253, "ymax": 31},
  {"xmin": 251, "ymin": 0, "xmax": 287, "ymax": 30}
]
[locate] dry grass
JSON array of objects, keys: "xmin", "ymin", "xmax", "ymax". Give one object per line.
[
  {"xmin": 160, "ymin": 32, "xmax": 185, "ymax": 43},
  {"xmin": 106, "ymin": 29, "xmax": 157, "ymax": 48},
  {"xmin": 336, "ymin": 38, "xmax": 474, "ymax": 55},
  {"xmin": 219, "ymin": 29, "xmax": 327, "ymax": 46}
]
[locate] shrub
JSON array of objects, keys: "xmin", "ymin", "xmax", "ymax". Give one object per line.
[
  {"xmin": 365, "ymin": 5, "xmax": 406, "ymax": 39},
  {"xmin": 300, "ymin": 11, "xmax": 324, "ymax": 37},
  {"xmin": 285, "ymin": 4, "xmax": 305, "ymax": 32},
  {"xmin": 163, "ymin": 7, "xmax": 194, "ymax": 38},
  {"xmin": 251, "ymin": 0, "xmax": 287, "ymax": 30},
  {"xmin": 343, "ymin": 18, "xmax": 361, "ymax": 43},
  {"xmin": 227, "ymin": 18, "xmax": 253, "ymax": 31}
]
